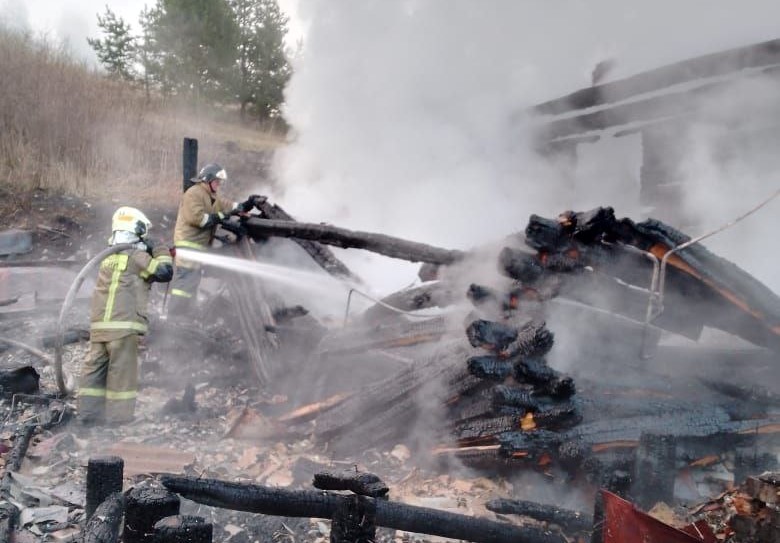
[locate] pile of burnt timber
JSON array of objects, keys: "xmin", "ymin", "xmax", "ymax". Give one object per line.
[{"xmin": 267, "ymin": 206, "xmax": 780, "ymax": 507}]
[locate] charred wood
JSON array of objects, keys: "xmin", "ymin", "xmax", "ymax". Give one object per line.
[
  {"xmin": 498, "ymin": 248, "xmax": 544, "ymax": 284},
  {"xmin": 492, "ymin": 385, "xmax": 538, "ymax": 410},
  {"xmin": 632, "ymin": 433, "xmax": 677, "ymax": 510},
  {"xmin": 152, "ymin": 515, "xmax": 212, "ymax": 543},
  {"xmin": 124, "ymin": 486, "xmax": 181, "ymax": 543},
  {"xmin": 454, "ymin": 415, "xmax": 519, "ymax": 446},
  {"xmin": 485, "ymin": 499, "xmax": 593, "ymax": 534},
  {"xmin": 503, "ymin": 322, "xmax": 555, "ymax": 359},
  {"xmin": 254, "ymin": 200, "xmax": 362, "ymax": 283},
  {"xmin": 244, "ymin": 216, "xmax": 465, "ymax": 266},
  {"xmin": 467, "ymin": 356, "xmax": 514, "ymax": 381},
  {"xmin": 81, "ymin": 493, "xmax": 124, "ymax": 543},
  {"xmin": 534, "ymin": 38, "xmax": 780, "ymax": 116},
  {"xmin": 0, "ymin": 502, "xmax": 17, "ymax": 543},
  {"xmin": 86, "ymin": 456, "xmax": 124, "ymax": 520},
  {"xmin": 272, "ymin": 305, "xmax": 309, "ymax": 323},
  {"xmin": 0, "ymin": 366, "xmax": 39, "ymax": 397},
  {"xmin": 498, "ymin": 430, "xmax": 564, "ymax": 460},
  {"xmin": 466, "ymin": 320, "xmax": 518, "ymax": 352},
  {"xmin": 514, "ymin": 358, "xmax": 575, "ymax": 399},
  {"xmin": 161, "ymin": 475, "xmax": 567, "ymax": 543},
  {"xmin": 331, "ymin": 495, "xmax": 378, "ymax": 543},
  {"xmin": 314, "ymin": 341, "xmax": 467, "ymax": 445},
  {"xmin": 313, "ymin": 470, "xmax": 389, "ymax": 498}
]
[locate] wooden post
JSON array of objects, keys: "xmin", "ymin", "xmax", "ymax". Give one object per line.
[
  {"xmin": 86, "ymin": 456, "xmax": 124, "ymax": 520},
  {"xmin": 182, "ymin": 138, "xmax": 198, "ymax": 193}
]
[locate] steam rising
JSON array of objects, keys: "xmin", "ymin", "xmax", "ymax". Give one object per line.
[{"xmin": 274, "ymin": 0, "xmax": 780, "ymax": 296}]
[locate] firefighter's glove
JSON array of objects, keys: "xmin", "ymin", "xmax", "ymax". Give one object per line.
[
  {"xmin": 203, "ymin": 212, "xmax": 226, "ymax": 229},
  {"xmin": 219, "ymin": 218, "xmax": 246, "ymax": 239},
  {"xmin": 238, "ymin": 194, "xmax": 267, "ymax": 213}
]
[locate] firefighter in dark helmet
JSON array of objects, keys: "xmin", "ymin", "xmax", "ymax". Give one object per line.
[
  {"xmin": 78, "ymin": 206, "xmax": 173, "ymax": 426},
  {"xmin": 168, "ymin": 162, "xmax": 264, "ymax": 314}
]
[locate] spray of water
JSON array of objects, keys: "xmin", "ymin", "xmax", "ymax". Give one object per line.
[{"xmin": 177, "ymin": 248, "xmax": 354, "ymax": 298}]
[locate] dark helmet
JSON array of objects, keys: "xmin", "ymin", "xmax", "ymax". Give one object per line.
[{"xmin": 196, "ymin": 163, "xmax": 228, "ymax": 184}]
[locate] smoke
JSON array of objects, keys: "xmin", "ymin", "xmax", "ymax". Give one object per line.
[{"xmin": 273, "ymin": 0, "xmax": 780, "ymax": 298}]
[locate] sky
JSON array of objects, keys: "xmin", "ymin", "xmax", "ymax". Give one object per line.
[{"xmin": 1, "ymin": 0, "xmax": 305, "ymax": 61}]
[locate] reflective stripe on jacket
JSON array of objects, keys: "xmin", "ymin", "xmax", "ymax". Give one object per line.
[{"xmin": 89, "ymin": 247, "xmax": 173, "ymax": 341}]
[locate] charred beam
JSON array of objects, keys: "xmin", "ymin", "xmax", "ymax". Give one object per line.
[
  {"xmin": 535, "ymin": 38, "xmax": 780, "ymax": 115},
  {"xmin": 485, "ymin": 499, "xmax": 592, "ymax": 534},
  {"xmin": 254, "ymin": 200, "xmax": 363, "ymax": 283},
  {"xmin": 244, "ymin": 217, "xmax": 465, "ymax": 265},
  {"xmin": 313, "ymin": 470, "xmax": 389, "ymax": 498},
  {"xmin": 160, "ymin": 475, "xmax": 566, "ymax": 543}
]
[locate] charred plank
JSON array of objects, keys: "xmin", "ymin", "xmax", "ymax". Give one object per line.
[
  {"xmin": 485, "ymin": 499, "xmax": 592, "ymax": 534},
  {"xmin": 160, "ymin": 475, "xmax": 567, "ymax": 543}
]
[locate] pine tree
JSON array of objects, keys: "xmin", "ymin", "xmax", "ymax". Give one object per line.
[
  {"xmin": 141, "ymin": 0, "xmax": 239, "ymax": 101},
  {"xmin": 229, "ymin": 0, "xmax": 291, "ymax": 120},
  {"xmin": 87, "ymin": 6, "xmax": 137, "ymax": 81}
]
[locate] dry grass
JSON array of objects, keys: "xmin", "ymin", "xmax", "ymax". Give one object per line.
[{"xmin": 0, "ymin": 27, "xmax": 286, "ymax": 208}]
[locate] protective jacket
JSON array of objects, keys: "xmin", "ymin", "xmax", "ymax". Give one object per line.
[
  {"xmin": 173, "ymin": 182, "xmax": 236, "ymax": 252},
  {"xmin": 89, "ymin": 246, "xmax": 174, "ymax": 342}
]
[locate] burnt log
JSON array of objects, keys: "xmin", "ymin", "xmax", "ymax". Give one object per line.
[
  {"xmin": 466, "ymin": 320, "xmax": 518, "ymax": 352},
  {"xmin": 160, "ymin": 475, "xmax": 567, "ymax": 543},
  {"xmin": 152, "ymin": 515, "xmax": 212, "ymax": 543},
  {"xmin": 503, "ymin": 322, "xmax": 555, "ymax": 359},
  {"xmin": 498, "ymin": 248, "xmax": 544, "ymax": 284},
  {"xmin": 467, "ymin": 356, "xmax": 515, "ymax": 381},
  {"xmin": 82, "ymin": 493, "xmax": 124, "ymax": 543},
  {"xmin": 313, "ymin": 470, "xmax": 389, "ymax": 498},
  {"xmin": 514, "ymin": 358, "xmax": 575, "ymax": 399},
  {"xmin": 253, "ymin": 199, "xmax": 363, "ymax": 283},
  {"xmin": 124, "ymin": 486, "xmax": 181, "ymax": 543},
  {"xmin": 244, "ymin": 216, "xmax": 465, "ymax": 266},
  {"xmin": 485, "ymin": 499, "xmax": 592, "ymax": 534}
]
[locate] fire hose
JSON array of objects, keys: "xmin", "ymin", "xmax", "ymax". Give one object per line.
[{"xmin": 53, "ymin": 243, "xmax": 134, "ymax": 397}]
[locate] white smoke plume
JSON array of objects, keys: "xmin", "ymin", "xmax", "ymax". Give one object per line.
[{"xmin": 273, "ymin": 0, "xmax": 780, "ymax": 298}]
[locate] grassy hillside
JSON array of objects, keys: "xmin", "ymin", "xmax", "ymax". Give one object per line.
[{"xmin": 0, "ymin": 26, "xmax": 285, "ymax": 208}]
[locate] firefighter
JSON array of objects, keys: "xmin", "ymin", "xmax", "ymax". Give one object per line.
[
  {"xmin": 168, "ymin": 162, "xmax": 263, "ymax": 315},
  {"xmin": 78, "ymin": 206, "xmax": 174, "ymax": 426}
]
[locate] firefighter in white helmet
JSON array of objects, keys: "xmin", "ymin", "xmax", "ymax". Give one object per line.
[
  {"xmin": 78, "ymin": 206, "xmax": 173, "ymax": 426},
  {"xmin": 168, "ymin": 163, "xmax": 264, "ymax": 315}
]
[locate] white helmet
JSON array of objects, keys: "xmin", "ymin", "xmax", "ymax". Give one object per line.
[{"xmin": 111, "ymin": 206, "xmax": 152, "ymax": 239}]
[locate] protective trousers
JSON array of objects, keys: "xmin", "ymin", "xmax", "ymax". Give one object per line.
[
  {"xmin": 78, "ymin": 334, "xmax": 139, "ymax": 424},
  {"xmin": 167, "ymin": 263, "xmax": 202, "ymax": 316}
]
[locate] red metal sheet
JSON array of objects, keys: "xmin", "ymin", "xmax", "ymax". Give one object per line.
[{"xmin": 602, "ymin": 490, "xmax": 704, "ymax": 543}]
